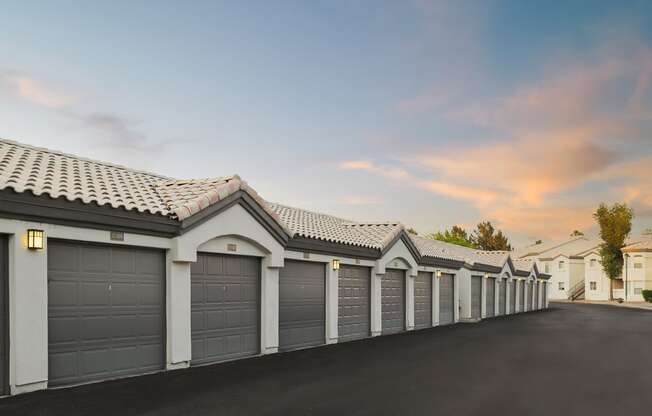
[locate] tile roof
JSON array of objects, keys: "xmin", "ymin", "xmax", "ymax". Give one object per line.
[
  {"xmin": 513, "ymin": 258, "xmax": 536, "ymax": 273},
  {"xmin": 622, "ymin": 235, "xmax": 652, "ymax": 252},
  {"xmin": 410, "ymin": 235, "xmax": 513, "ymax": 267},
  {"xmin": 535, "ymin": 238, "xmax": 600, "ymax": 260},
  {"xmin": 409, "ymin": 235, "xmax": 467, "ymax": 262},
  {"xmin": 0, "ymin": 138, "xmax": 291, "ymax": 234},
  {"xmin": 513, "ymin": 237, "xmax": 587, "ymax": 258},
  {"xmin": 267, "ymin": 203, "xmax": 404, "ymax": 250}
]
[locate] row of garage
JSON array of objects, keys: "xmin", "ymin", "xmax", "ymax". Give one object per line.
[
  {"xmin": 42, "ymin": 241, "xmax": 463, "ymax": 387},
  {"xmin": 0, "ymin": 233, "xmax": 549, "ymax": 394},
  {"xmin": 37, "ymin": 239, "xmax": 547, "ymax": 388},
  {"xmin": 0, "ymin": 138, "xmax": 550, "ymax": 396}
]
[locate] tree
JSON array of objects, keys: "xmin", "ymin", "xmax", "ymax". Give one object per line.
[
  {"xmin": 470, "ymin": 221, "xmax": 512, "ymax": 251},
  {"xmin": 428, "ymin": 225, "xmax": 475, "ymax": 248},
  {"xmin": 593, "ymin": 203, "xmax": 633, "ymax": 300},
  {"xmin": 407, "ymin": 228, "xmax": 418, "ymax": 235},
  {"xmin": 570, "ymin": 230, "xmax": 584, "ymax": 237}
]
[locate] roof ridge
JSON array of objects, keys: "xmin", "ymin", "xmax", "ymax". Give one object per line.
[
  {"xmin": 0, "ymin": 137, "xmax": 170, "ymax": 180},
  {"xmin": 265, "ymin": 201, "xmax": 355, "ymax": 224}
]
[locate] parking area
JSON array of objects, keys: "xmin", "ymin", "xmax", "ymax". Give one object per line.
[{"xmin": 1, "ymin": 302, "xmax": 650, "ymax": 416}]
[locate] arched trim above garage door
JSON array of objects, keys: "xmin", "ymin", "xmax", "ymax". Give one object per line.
[
  {"xmin": 171, "ymin": 204, "xmax": 285, "ymax": 267},
  {"xmin": 376, "ymin": 234, "xmax": 419, "ymax": 277}
]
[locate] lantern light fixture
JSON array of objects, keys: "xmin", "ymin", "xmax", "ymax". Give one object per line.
[
  {"xmin": 436, "ymin": 270, "xmax": 442, "ymax": 278},
  {"xmin": 332, "ymin": 259, "xmax": 340, "ymax": 271},
  {"xmin": 27, "ymin": 229, "xmax": 44, "ymax": 250}
]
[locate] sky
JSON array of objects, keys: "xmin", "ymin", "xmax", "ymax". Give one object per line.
[{"xmin": 1, "ymin": 0, "xmax": 652, "ymax": 246}]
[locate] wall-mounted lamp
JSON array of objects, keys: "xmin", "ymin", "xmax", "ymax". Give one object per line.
[
  {"xmin": 332, "ymin": 259, "xmax": 340, "ymax": 271},
  {"xmin": 436, "ymin": 270, "xmax": 442, "ymax": 278},
  {"xmin": 484, "ymin": 273, "xmax": 489, "ymax": 279},
  {"xmin": 27, "ymin": 229, "xmax": 44, "ymax": 250}
]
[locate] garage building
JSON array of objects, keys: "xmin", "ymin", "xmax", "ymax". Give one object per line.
[{"xmin": 0, "ymin": 138, "xmax": 548, "ymax": 396}]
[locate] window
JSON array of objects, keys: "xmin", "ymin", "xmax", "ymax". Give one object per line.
[
  {"xmin": 634, "ymin": 263, "xmax": 643, "ymax": 269},
  {"xmin": 544, "ymin": 263, "xmax": 550, "ymax": 273},
  {"xmin": 589, "ymin": 282, "xmax": 597, "ymax": 290},
  {"xmin": 559, "ymin": 260, "xmax": 565, "ymax": 270},
  {"xmin": 634, "ymin": 287, "xmax": 642, "ymax": 295},
  {"xmin": 590, "ymin": 259, "xmax": 597, "ymax": 268},
  {"xmin": 558, "ymin": 282, "xmax": 565, "ymax": 291}
]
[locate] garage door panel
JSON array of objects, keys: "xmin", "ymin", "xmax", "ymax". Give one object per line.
[
  {"xmin": 111, "ymin": 283, "xmax": 139, "ymax": 306},
  {"xmin": 439, "ymin": 274, "xmax": 455, "ymax": 325},
  {"xmin": 414, "ymin": 272, "xmax": 432, "ymax": 329},
  {"xmin": 486, "ymin": 278, "xmax": 495, "ymax": 318},
  {"xmin": 382, "ymin": 269, "xmax": 405, "ymax": 334},
  {"xmin": 338, "ymin": 265, "xmax": 371, "ymax": 342},
  {"xmin": 81, "ymin": 246, "xmax": 111, "ymax": 272},
  {"xmin": 191, "ymin": 253, "xmax": 260, "ymax": 365},
  {"xmin": 48, "ymin": 241, "xmax": 165, "ymax": 387},
  {"xmin": 471, "ymin": 276, "xmax": 482, "ymax": 319},
  {"xmin": 49, "ymin": 281, "xmax": 77, "ymax": 307},
  {"xmin": 135, "ymin": 251, "xmax": 163, "ymax": 275},
  {"xmin": 0, "ymin": 236, "xmax": 5, "ymax": 395},
  {"xmin": 81, "ymin": 282, "xmax": 110, "ymax": 306},
  {"xmin": 279, "ymin": 260, "xmax": 325, "ymax": 351},
  {"xmin": 48, "ymin": 243, "xmax": 79, "ymax": 271},
  {"xmin": 498, "ymin": 280, "xmax": 506, "ymax": 315},
  {"xmin": 510, "ymin": 281, "xmax": 516, "ymax": 313},
  {"xmin": 110, "ymin": 249, "xmax": 135, "ymax": 273}
]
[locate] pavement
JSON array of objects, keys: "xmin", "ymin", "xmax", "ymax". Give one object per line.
[
  {"xmin": 558, "ymin": 298, "xmax": 652, "ymax": 310},
  {"xmin": 1, "ymin": 302, "xmax": 651, "ymax": 416}
]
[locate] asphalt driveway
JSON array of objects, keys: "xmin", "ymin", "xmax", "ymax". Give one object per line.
[{"xmin": 2, "ymin": 302, "xmax": 651, "ymax": 416}]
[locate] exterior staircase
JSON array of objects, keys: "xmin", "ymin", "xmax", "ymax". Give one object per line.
[{"xmin": 569, "ymin": 281, "xmax": 585, "ymax": 301}]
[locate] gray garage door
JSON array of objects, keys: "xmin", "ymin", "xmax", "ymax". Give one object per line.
[
  {"xmin": 498, "ymin": 279, "xmax": 506, "ymax": 316},
  {"xmin": 382, "ymin": 269, "xmax": 405, "ymax": 334},
  {"xmin": 510, "ymin": 280, "xmax": 516, "ymax": 314},
  {"xmin": 279, "ymin": 260, "xmax": 325, "ymax": 351},
  {"xmin": 485, "ymin": 278, "xmax": 495, "ymax": 318},
  {"xmin": 535, "ymin": 282, "xmax": 540, "ymax": 309},
  {"xmin": 414, "ymin": 271, "xmax": 432, "ymax": 330},
  {"xmin": 338, "ymin": 265, "xmax": 370, "ymax": 342},
  {"xmin": 191, "ymin": 253, "xmax": 259, "ymax": 366},
  {"xmin": 471, "ymin": 275, "xmax": 482, "ymax": 320},
  {"xmin": 0, "ymin": 235, "xmax": 7, "ymax": 395},
  {"xmin": 48, "ymin": 241, "xmax": 165, "ymax": 387},
  {"xmin": 542, "ymin": 283, "xmax": 547, "ymax": 308},
  {"xmin": 521, "ymin": 282, "xmax": 526, "ymax": 312},
  {"xmin": 527, "ymin": 282, "xmax": 533, "ymax": 312},
  {"xmin": 439, "ymin": 274, "xmax": 455, "ymax": 325}
]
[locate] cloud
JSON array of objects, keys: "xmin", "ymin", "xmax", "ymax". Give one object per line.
[
  {"xmin": 339, "ymin": 159, "xmax": 497, "ymax": 206},
  {"xmin": 415, "ymin": 134, "xmax": 614, "ymax": 205},
  {"xmin": 339, "ymin": 160, "xmax": 410, "ymax": 181},
  {"xmin": 598, "ymin": 156, "xmax": 652, "ymax": 217},
  {"xmin": 78, "ymin": 112, "xmax": 181, "ymax": 156},
  {"xmin": 0, "ymin": 71, "xmax": 76, "ymax": 108},
  {"xmin": 352, "ymin": 41, "xmax": 652, "ymax": 240}
]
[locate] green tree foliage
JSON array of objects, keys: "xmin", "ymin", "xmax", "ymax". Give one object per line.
[
  {"xmin": 470, "ymin": 221, "xmax": 512, "ymax": 251},
  {"xmin": 593, "ymin": 202, "xmax": 633, "ymax": 300},
  {"xmin": 570, "ymin": 230, "xmax": 584, "ymax": 237},
  {"xmin": 428, "ymin": 225, "xmax": 475, "ymax": 248}
]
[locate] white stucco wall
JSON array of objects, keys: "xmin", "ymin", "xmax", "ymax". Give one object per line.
[
  {"xmin": 0, "ymin": 217, "xmax": 172, "ymax": 394},
  {"xmin": 539, "ymin": 257, "xmax": 571, "ymax": 300},
  {"xmin": 584, "ymin": 253, "xmax": 610, "ymax": 301},
  {"xmin": 624, "ymin": 252, "xmax": 651, "ymax": 302}
]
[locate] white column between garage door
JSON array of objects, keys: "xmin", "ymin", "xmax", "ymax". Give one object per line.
[
  {"xmin": 406, "ymin": 274, "xmax": 415, "ymax": 330},
  {"xmin": 326, "ymin": 265, "xmax": 338, "ymax": 344},
  {"xmin": 432, "ymin": 273, "xmax": 439, "ymax": 326}
]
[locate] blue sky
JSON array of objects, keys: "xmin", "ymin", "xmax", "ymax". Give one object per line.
[{"xmin": 1, "ymin": 0, "xmax": 651, "ymax": 245}]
